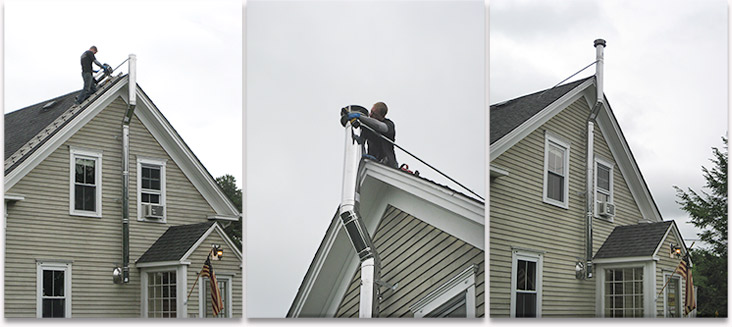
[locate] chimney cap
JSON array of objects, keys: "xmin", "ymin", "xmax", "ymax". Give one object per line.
[{"xmin": 594, "ymin": 39, "xmax": 606, "ymax": 48}]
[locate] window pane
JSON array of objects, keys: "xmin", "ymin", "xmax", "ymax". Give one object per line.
[
  {"xmin": 53, "ymin": 271, "xmax": 64, "ymax": 296},
  {"xmin": 526, "ymin": 261, "xmax": 536, "ymax": 291},
  {"xmin": 597, "ymin": 164, "xmax": 610, "ymax": 191},
  {"xmin": 516, "ymin": 292, "xmax": 537, "ymax": 317},
  {"xmin": 142, "ymin": 193, "xmax": 150, "ymax": 203},
  {"xmin": 151, "ymin": 179, "xmax": 160, "ymax": 191},
  {"xmin": 83, "ymin": 185, "xmax": 95, "ymax": 211},
  {"xmin": 547, "ymin": 173, "xmax": 564, "ymax": 201},
  {"xmin": 75, "ymin": 161, "xmax": 84, "ymax": 183},
  {"xmin": 85, "ymin": 162, "xmax": 95, "ymax": 183},
  {"xmin": 151, "ymin": 168, "xmax": 160, "ymax": 180},
  {"xmin": 74, "ymin": 185, "xmax": 84, "ymax": 210},
  {"xmin": 42, "ymin": 299, "xmax": 65, "ymax": 318},
  {"xmin": 548, "ymin": 144, "xmax": 564, "ymax": 174},
  {"xmin": 150, "ymin": 194, "xmax": 160, "ymax": 204},
  {"xmin": 516, "ymin": 261, "xmax": 526, "ymax": 290},
  {"xmin": 43, "ymin": 270, "xmax": 53, "ymax": 297},
  {"xmin": 142, "ymin": 167, "xmax": 150, "ymax": 179}
]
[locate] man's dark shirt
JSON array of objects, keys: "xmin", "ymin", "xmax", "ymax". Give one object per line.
[
  {"xmin": 81, "ymin": 50, "xmax": 97, "ymax": 73},
  {"xmin": 362, "ymin": 118, "xmax": 397, "ymax": 168}
]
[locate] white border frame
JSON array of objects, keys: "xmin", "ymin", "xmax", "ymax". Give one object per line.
[
  {"xmin": 663, "ymin": 271, "xmax": 682, "ymax": 317},
  {"xmin": 136, "ymin": 156, "xmax": 168, "ymax": 222},
  {"xmin": 36, "ymin": 260, "xmax": 72, "ymax": 318},
  {"xmin": 595, "ymin": 260, "xmax": 656, "ymax": 317},
  {"xmin": 542, "ymin": 131, "xmax": 570, "ymax": 209},
  {"xmin": 198, "ymin": 274, "xmax": 233, "ymax": 318},
  {"xmin": 510, "ymin": 248, "xmax": 543, "ymax": 317},
  {"xmin": 140, "ymin": 265, "xmax": 188, "ymax": 318},
  {"xmin": 594, "ymin": 156, "xmax": 614, "ymax": 220},
  {"xmin": 411, "ymin": 265, "xmax": 477, "ymax": 317},
  {"xmin": 69, "ymin": 147, "xmax": 103, "ymax": 217}
]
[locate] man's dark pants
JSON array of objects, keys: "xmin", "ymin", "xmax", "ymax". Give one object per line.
[{"xmin": 76, "ymin": 72, "xmax": 96, "ymax": 104}]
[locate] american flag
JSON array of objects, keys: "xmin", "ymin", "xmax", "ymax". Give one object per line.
[
  {"xmin": 201, "ymin": 255, "xmax": 223, "ymax": 317},
  {"xmin": 675, "ymin": 258, "xmax": 696, "ymax": 316}
]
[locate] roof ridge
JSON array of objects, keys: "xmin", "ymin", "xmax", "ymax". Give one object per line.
[{"xmin": 490, "ymin": 76, "xmax": 593, "ymax": 108}]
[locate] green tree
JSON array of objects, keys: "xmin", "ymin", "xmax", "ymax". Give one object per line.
[
  {"xmin": 674, "ymin": 137, "xmax": 727, "ymax": 317},
  {"xmin": 216, "ymin": 174, "xmax": 242, "ymax": 251}
]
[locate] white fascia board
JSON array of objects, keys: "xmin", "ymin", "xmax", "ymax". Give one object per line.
[
  {"xmin": 130, "ymin": 88, "xmax": 240, "ymax": 217},
  {"xmin": 5, "ymin": 77, "xmax": 128, "ymax": 192},
  {"xmin": 207, "ymin": 214, "xmax": 239, "ymax": 221},
  {"xmin": 593, "ymin": 256, "xmax": 656, "ymax": 264},
  {"xmin": 595, "ymin": 103, "xmax": 663, "ymax": 222},
  {"xmin": 180, "ymin": 223, "xmax": 242, "ymax": 263},
  {"xmin": 652, "ymin": 222, "xmax": 687, "ymax": 259},
  {"xmin": 361, "ymin": 162, "xmax": 484, "ymax": 225},
  {"xmin": 490, "ymin": 78, "xmax": 594, "ymax": 161},
  {"xmin": 289, "ymin": 216, "xmax": 358, "ymax": 317},
  {"xmin": 136, "ymin": 260, "xmax": 190, "ymax": 268}
]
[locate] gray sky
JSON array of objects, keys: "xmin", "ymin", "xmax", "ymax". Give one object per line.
[
  {"xmin": 491, "ymin": 0, "xmax": 727, "ymax": 249},
  {"xmin": 246, "ymin": 0, "xmax": 485, "ymax": 318},
  {"xmin": 4, "ymin": 0, "xmax": 243, "ymax": 189}
]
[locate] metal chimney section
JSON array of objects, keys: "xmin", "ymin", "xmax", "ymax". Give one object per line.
[
  {"xmin": 583, "ymin": 39, "xmax": 606, "ymax": 279},
  {"xmin": 116, "ymin": 54, "xmax": 137, "ymax": 284},
  {"xmin": 339, "ymin": 105, "xmax": 381, "ymax": 317}
]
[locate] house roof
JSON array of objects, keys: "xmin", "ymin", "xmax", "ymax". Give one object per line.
[
  {"xmin": 490, "ymin": 77, "xmax": 592, "ymax": 144},
  {"xmin": 594, "ymin": 221, "xmax": 674, "ymax": 259},
  {"xmin": 287, "ymin": 160, "xmax": 484, "ymax": 317},
  {"xmin": 137, "ymin": 221, "xmax": 216, "ymax": 263},
  {"xmin": 4, "ymin": 73, "xmax": 240, "ymax": 218},
  {"xmin": 5, "ymin": 76, "xmax": 125, "ymax": 174}
]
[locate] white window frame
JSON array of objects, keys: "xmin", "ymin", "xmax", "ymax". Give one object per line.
[
  {"xmin": 595, "ymin": 261, "xmax": 655, "ymax": 317},
  {"xmin": 69, "ymin": 147, "xmax": 103, "ymax": 217},
  {"xmin": 136, "ymin": 157, "xmax": 167, "ymax": 223},
  {"xmin": 140, "ymin": 265, "xmax": 188, "ymax": 318},
  {"xmin": 198, "ymin": 274, "xmax": 233, "ymax": 318},
  {"xmin": 543, "ymin": 132, "xmax": 570, "ymax": 209},
  {"xmin": 594, "ymin": 156, "xmax": 614, "ymax": 219},
  {"xmin": 510, "ymin": 248, "xmax": 543, "ymax": 317},
  {"xmin": 663, "ymin": 272, "xmax": 682, "ymax": 318},
  {"xmin": 36, "ymin": 260, "xmax": 72, "ymax": 318},
  {"xmin": 411, "ymin": 265, "xmax": 477, "ymax": 317}
]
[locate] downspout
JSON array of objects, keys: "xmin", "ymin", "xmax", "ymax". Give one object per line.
[
  {"xmin": 339, "ymin": 106, "xmax": 381, "ymax": 317},
  {"xmin": 120, "ymin": 54, "xmax": 137, "ymax": 284},
  {"xmin": 585, "ymin": 39, "xmax": 605, "ymax": 279}
]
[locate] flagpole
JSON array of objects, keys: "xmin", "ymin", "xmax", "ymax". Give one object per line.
[{"xmin": 186, "ymin": 249, "xmax": 214, "ymax": 303}]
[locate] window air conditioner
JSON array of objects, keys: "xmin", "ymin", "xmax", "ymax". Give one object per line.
[
  {"xmin": 143, "ymin": 204, "xmax": 165, "ymax": 219},
  {"xmin": 598, "ymin": 201, "xmax": 615, "ymax": 218}
]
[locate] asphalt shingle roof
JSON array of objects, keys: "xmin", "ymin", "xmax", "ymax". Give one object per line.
[
  {"xmin": 136, "ymin": 221, "xmax": 216, "ymax": 263},
  {"xmin": 4, "ymin": 76, "xmax": 125, "ymax": 175},
  {"xmin": 490, "ymin": 77, "xmax": 593, "ymax": 144},
  {"xmin": 593, "ymin": 221, "xmax": 673, "ymax": 259}
]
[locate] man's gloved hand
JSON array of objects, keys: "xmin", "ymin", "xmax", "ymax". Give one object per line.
[{"xmin": 347, "ymin": 112, "xmax": 361, "ymax": 120}]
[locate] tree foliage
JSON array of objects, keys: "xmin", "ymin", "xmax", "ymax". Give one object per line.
[
  {"xmin": 674, "ymin": 137, "xmax": 727, "ymax": 317},
  {"xmin": 216, "ymin": 174, "xmax": 242, "ymax": 251}
]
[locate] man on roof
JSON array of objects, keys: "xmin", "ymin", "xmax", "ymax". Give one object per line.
[
  {"xmin": 75, "ymin": 46, "xmax": 105, "ymax": 105},
  {"xmin": 349, "ymin": 102, "xmax": 398, "ymax": 168}
]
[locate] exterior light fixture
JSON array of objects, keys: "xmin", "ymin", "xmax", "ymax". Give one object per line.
[
  {"xmin": 670, "ymin": 243, "xmax": 682, "ymax": 257},
  {"xmin": 213, "ymin": 244, "xmax": 223, "ymax": 260},
  {"xmin": 575, "ymin": 260, "xmax": 586, "ymax": 280}
]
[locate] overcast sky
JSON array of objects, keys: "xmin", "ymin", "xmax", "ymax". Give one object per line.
[
  {"xmin": 3, "ymin": 0, "xmax": 242, "ymax": 189},
  {"xmin": 491, "ymin": 0, "xmax": 727, "ymax": 249},
  {"xmin": 247, "ymin": 0, "xmax": 485, "ymax": 318}
]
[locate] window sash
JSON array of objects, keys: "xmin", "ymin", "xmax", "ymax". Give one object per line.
[{"xmin": 147, "ymin": 271, "xmax": 177, "ymax": 318}]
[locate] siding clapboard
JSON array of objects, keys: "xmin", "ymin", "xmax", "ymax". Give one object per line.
[
  {"xmin": 490, "ymin": 96, "xmax": 645, "ymax": 317},
  {"xmin": 335, "ymin": 205, "xmax": 485, "ymax": 317},
  {"xmin": 5, "ymin": 96, "xmax": 241, "ymax": 317}
]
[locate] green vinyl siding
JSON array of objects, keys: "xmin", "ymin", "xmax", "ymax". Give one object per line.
[
  {"xmin": 490, "ymin": 96, "xmax": 645, "ymax": 317},
  {"xmin": 5, "ymin": 96, "xmax": 239, "ymax": 317},
  {"xmin": 335, "ymin": 205, "xmax": 485, "ymax": 317}
]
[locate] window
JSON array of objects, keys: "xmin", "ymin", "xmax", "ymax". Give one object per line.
[
  {"xmin": 137, "ymin": 157, "xmax": 167, "ymax": 222},
  {"xmin": 69, "ymin": 147, "xmax": 102, "ymax": 217},
  {"xmin": 665, "ymin": 274, "xmax": 681, "ymax": 317},
  {"xmin": 543, "ymin": 132, "xmax": 570, "ymax": 208},
  {"xmin": 411, "ymin": 265, "xmax": 477, "ymax": 318},
  {"xmin": 147, "ymin": 271, "xmax": 177, "ymax": 318},
  {"xmin": 36, "ymin": 261, "xmax": 71, "ymax": 318},
  {"xmin": 604, "ymin": 267, "xmax": 644, "ymax": 317},
  {"xmin": 594, "ymin": 157, "xmax": 614, "ymax": 217},
  {"xmin": 200, "ymin": 275, "xmax": 232, "ymax": 318},
  {"xmin": 511, "ymin": 249, "xmax": 543, "ymax": 317}
]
